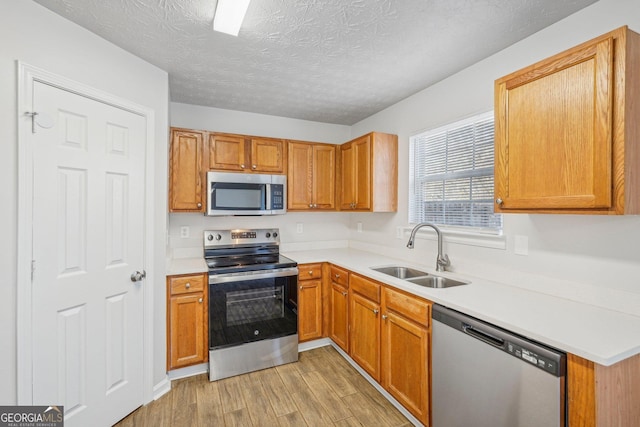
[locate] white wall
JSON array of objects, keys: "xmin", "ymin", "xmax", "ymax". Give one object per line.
[
  {"xmin": 0, "ymin": 0, "xmax": 169, "ymax": 403},
  {"xmin": 348, "ymin": 0, "xmax": 640, "ymax": 315},
  {"xmin": 168, "ymin": 103, "xmax": 352, "ymax": 256}
]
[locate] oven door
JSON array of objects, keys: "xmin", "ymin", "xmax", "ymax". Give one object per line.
[{"xmin": 209, "ymin": 268, "xmax": 298, "ymax": 350}]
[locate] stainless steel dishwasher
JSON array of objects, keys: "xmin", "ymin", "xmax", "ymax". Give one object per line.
[{"xmin": 432, "ymin": 304, "xmax": 566, "ymax": 427}]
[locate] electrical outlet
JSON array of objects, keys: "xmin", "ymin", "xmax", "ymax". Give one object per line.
[
  {"xmin": 357, "ymin": 222, "xmax": 363, "ymax": 233},
  {"xmin": 180, "ymin": 226, "xmax": 190, "ymax": 239},
  {"xmin": 296, "ymin": 223, "xmax": 303, "ymax": 234}
]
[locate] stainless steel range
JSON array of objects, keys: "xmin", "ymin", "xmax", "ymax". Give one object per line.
[{"xmin": 204, "ymin": 228, "xmax": 298, "ymax": 381}]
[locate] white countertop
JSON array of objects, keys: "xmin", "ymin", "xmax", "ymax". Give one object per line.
[
  {"xmin": 166, "ymin": 257, "xmax": 208, "ymax": 276},
  {"xmin": 282, "ymin": 248, "xmax": 640, "ymax": 367}
]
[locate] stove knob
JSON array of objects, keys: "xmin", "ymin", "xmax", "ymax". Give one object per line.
[
  {"xmin": 207, "ymin": 234, "xmax": 214, "ymax": 241},
  {"xmin": 273, "ymin": 232, "xmax": 278, "ymax": 238},
  {"xmin": 265, "ymin": 232, "xmax": 271, "ymax": 238},
  {"xmin": 215, "ymin": 234, "xmax": 222, "ymax": 241}
]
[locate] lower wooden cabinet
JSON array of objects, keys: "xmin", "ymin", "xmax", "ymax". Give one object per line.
[
  {"xmin": 349, "ymin": 274, "xmax": 381, "ymax": 382},
  {"xmin": 329, "ymin": 265, "xmax": 349, "ymax": 352},
  {"xmin": 298, "ymin": 263, "xmax": 323, "ymax": 342},
  {"xmin": 381, "ymin": 287, "xmax": 431, "ymax": 426},
  {"xmin": 167, "ymin": 273, "xmax": 208, "ymax": 370}
]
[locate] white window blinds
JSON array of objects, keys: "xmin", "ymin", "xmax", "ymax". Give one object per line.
[{"xmin": 409, "ymin": 112, "xmax": 502, "ymax": 232}]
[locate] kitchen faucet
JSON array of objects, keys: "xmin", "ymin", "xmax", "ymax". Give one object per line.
[{"xmin": 406, "ymin": 222, "xmax": 450, "ymax": 272}]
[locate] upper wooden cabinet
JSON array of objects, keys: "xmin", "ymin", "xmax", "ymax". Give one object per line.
[
  {"xmin": 169, "ymin": 128, "xmax": 205, "ymax": 212},
  {"xmin": 494, "ymin": 26, "xmax": 640, "ymax": 214},
  {"xmin": 287, "ymin": 141, "xmax": 336, "ymax": 211},
  {"xmin": 339, "ymin": 132, "xmax": 398, "ymax": 212},
  {"xmin": 208, "ymin": 133, "xmax": 286, "ymax": 174}
]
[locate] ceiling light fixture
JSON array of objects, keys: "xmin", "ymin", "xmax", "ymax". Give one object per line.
[{"xmin": 213, "ymin": 0, "xmax": 251, "ymax": 36}]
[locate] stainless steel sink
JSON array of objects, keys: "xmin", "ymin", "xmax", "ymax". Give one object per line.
[
  {"xmin": 407, "ymin": 275, "xmax": 468, "ymax": 288},
  {"xmin": 370, "ymin": 265, "xmax": 469, "ymax": 288},
  {"xmin": 370, "ymin": 266, "xmax": 429, "ymax": 279}
]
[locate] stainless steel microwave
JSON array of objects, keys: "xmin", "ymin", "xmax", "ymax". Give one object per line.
[{"xmin": 206, "ymin": 171, "xmax": 286, "ymax": 216}]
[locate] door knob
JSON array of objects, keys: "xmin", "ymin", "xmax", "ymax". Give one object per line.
[{"xmin": 130, "ymin": 270, "xmax": 146, "ymax": 282}]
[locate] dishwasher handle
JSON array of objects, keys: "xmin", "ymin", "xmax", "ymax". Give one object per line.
[{"xmin": 463, "ymin": 323, "xmax": 506, "ymax": 349}]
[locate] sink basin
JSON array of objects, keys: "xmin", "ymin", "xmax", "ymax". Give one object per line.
[
  {"xmin": 371, "ymin": 266, "xmax": 429, "ymax": 279},
  {"xmin": 407, "ymin": 276, "xmax": 468, "ymax": 288}
]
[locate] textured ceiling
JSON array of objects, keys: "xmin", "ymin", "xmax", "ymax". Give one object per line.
[{"xmin": 33, "ymin": 0, "xmax": 597, "ymax": 125}]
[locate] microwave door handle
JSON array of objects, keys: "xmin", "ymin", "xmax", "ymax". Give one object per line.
[{"xmin": 266, "ymin": 183, "xmax": 272, "ymax": 211}]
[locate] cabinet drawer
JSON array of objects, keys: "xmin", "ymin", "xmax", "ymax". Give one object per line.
[
  {"xmin": 330, "ymin": 265, "xmax": 349, "ymax": 287},
  {"xmin": 169, "ymin": 274, "xmax": 205, "ymax": 295},
  {"xmin": 350, "ymin": 274, "xmax": 380, "ymax": 303},
  {"xmin": 299, "ymin": 263, "xmax": 323, "ymax": 281},
  {"xmin": 384, "ymin": 287, "xmax": 430, "ymax": 327}
]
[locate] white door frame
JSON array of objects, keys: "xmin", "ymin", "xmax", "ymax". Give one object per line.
[{"xmin": 16, "ymin": 62, "xmax": 157, "ymax": 406}]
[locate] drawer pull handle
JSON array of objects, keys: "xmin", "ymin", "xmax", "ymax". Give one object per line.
[
  {"xmin": 198, "ymin": 298, "xmax": 203, "ymax": 303},
  {"xmin": 185, "ymin": 283, "xmax": 191, "ymax": 289},
  {"xmin": 308, "ymin": 271, "xmax": 313, "ymax": 275},
  {"xmin": 335, "ymin": 274, "xmax": 340, "ymax": 278},
  {"xmin": 299, "ymin": 286, "xmax": 303, "ymax": 290}
]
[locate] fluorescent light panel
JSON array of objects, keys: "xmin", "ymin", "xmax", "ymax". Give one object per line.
[{"xmin": 213, "ymin": 0, "xmax": 251, "ymax": 36}]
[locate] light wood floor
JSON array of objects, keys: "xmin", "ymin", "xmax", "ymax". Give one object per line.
[{"xmin": 115, "ymin": 345, "xmax": 412, "ymax": 427}]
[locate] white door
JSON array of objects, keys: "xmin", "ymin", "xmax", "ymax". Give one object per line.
[{"xmin": 30, "ymin": 81, "xmax": 146, "ymax": 426}]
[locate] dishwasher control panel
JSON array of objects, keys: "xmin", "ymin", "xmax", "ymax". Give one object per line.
[{"xmin": 506, "ymin": 342, "xmax": 560, "ymax": 375}]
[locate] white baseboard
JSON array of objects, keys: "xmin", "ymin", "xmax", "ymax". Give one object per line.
[
  {"xmin": 298, "ymin": 337, "xmax": 332, "ymax": 352},
  {"xmin": 167, "ymin": 362, "xmax": 209, "ymax": 381},
  {"xmin": 152, "ymin": 376, "xmax": 171, "ymax": 400}
]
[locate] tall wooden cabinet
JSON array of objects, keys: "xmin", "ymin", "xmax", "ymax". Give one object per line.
[
  {"xmin": 297, "ymin": 263, "xmax": 324, "ymax": 342},
  {"xmin": 339, "ymin": 132, "xmax": 398, "ymax": 212},
  {"xmin": 287, "ymin": 141, "xmax": 336, "ymax": 210},
  {"xmin": 494, "ymin": 26, "xmax": 640, "ymax": 214},
  {"xmin": 169, "ymin": 128, "xmax": 205, "ymax": 212},
  {"xmin": 328, "ymin": 265, "xmax": 349, "ymax": 352},
  {"xmin": 167, "ymin": 273, "xmax": 208, "ymax": 370}
]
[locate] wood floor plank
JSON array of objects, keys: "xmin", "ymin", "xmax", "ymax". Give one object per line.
[
  {"xmin": 224, "ymin": 408, "xmax": 254, "ymax": 427},
  {"xmin": 291, "ymin": 387, "xmax": 335, "ymax": 427},
  {"xmin": 259, "ymin": 367, "xmax": 299, "ymax": 416},
  {"xmin": 334, "ymin": 417, "xmax": 366, "ymax": 427},
  {"xmin": 300, "ymin": 369, "xmax": 353, "ymax": 421},
  {"xmin": 275, "ymin": 361, "xmax": 305, "ymax": 394},
  {"xmin": 238, "ymin": 370, "xmax": 280, "ymax": 427},
  {"xmin": 218, "ymin": 375, "xmax": 246, "ymax": 413},
  {"xmin": 277, "ymin": 411, "xmax": 309, "ymax": 427},
  {"xmin": 343, "ymin": 391, "xmax": 393, "ymax": 427},
  {"xmin": 195, "ymin": 378, "xmax": 226, "ymax": 427},
  {"xmin": 171, "ymin": 376, "xmax": 198, "ymax": 426},
  {"xmin": 316, "ymin": 349, "xmax": 360, "ymax": 397}
]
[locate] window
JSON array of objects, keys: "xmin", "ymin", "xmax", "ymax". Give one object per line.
[{"xmin": 409, "ymin": 112, "xmax": 502, "ymax": 233}]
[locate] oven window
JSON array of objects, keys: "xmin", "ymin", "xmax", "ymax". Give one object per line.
[
  {"xmin": 211, "ymin": 183, "xmax": 265, "ymax": 210},
  {"xmin": 209, "ymin": 275, "xmax": 297, "ymax": 349}
]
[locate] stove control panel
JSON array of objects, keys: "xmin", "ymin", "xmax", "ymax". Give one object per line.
[{"xmin": 204, "ymin": 228, "xmax": 281, "ymax": 247}]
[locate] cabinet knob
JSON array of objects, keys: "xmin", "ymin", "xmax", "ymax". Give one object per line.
[
  {"xmin": 335, "ymin": 273, "xmax": 340, "ymax": 278},
  {"xmin": 185, "ymin": 283, "xmax": 191, "ymax": 289},
  {"xmin": 341, "ymin": 291, "xmax": 347, "ymax": 296},
  {"xmin": 313, "ymin": 204, "xmax": 318, "ymax": 208},
  {"xmin": 382, "ymin": 314, "xmax": 388, "ymax": 320},
  {"xmin": 252, "ymin": 164, "xmax": 257, "ymax": 170},
  {"xmin": 373, "ymin": 309, "xmax": 379, "ymax": 315},
  {"xmin": 198, "ymin": 298, "xmax": 203, "ymax": 303},
  {"xmin": 299, "ymin": 286, "xmax": 303, "ymax": 290},
  {"xmin": 197, "ymin": 202, "xmax": 202, "ymax": 208},
  {"xmin": 309, "ymin": 203, "xmax": 313, "ymax": 208},
  {"xmin": 308, "ymin": 271, "xmax": 313, "ymax": 275},
  {"xmin": 495, "ymin": 198, "xmax": 503, "ymax": 206},
  {"xmin": 240, "ymin": 164, "xmax": 245, "ymax": 169}
]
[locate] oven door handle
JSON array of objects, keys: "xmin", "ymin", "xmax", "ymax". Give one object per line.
[{"xmin": 209, "ymin": 267, "xmax": 299, "ymax": 284}]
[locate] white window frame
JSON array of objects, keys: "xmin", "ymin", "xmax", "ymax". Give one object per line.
[{"xmin": 408, "ymin": 112, "xmax": 505, "ymax": 249}]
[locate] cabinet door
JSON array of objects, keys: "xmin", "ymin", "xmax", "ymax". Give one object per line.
[
  {"xmin": 339, "ymin": 141, "xmax": 356, "ymax": 210},
  {"xmin": 168, "ymin": 292, "xmax": 206, "ymax": 369},
  {"xmin": 287, "ymin": 142, "xmax": 313, "ymax": 209},
  {"xmin": 495, "ymin": 37, "xmax": 614, "ymax": 211},
  {"xmin": 349, "ymin": 292, "xmax": 380, "ymax": 381},
  {"xmin": 298, "ymin": 279, "xmax": 323, "ymax": 342},
  {"xmin": 169, "ymin": 129, "xmax": 204, "ymax": 212},
  {"xmin": 382, "ymin": 310, "xmax": 429, "ymax": 425},
  {"xmin": 329, "ymin": 282, "xmax": 349, "ymax": 352},
  {"xmin": 250, "ymin": 138, "xmax": 284, "ymax": 173},
  {"xmin": 353, "ymin": 136, "xmax": 372, "ymax": 210},
  {"xmin": 209, "ymin": 133, "xmax": 247, "ymax": 171},
  {"xmin": 313, "ymin": 144, "xmax": 336, "ymax": 209}
]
